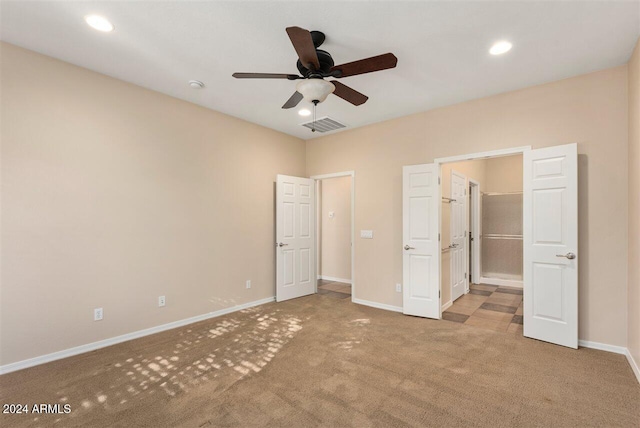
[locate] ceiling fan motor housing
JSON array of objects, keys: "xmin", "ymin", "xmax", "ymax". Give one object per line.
[{"xmin": 297, "ymin": 49, "xmax": 334, "ymax": 77}]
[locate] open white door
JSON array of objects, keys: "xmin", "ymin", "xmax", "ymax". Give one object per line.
[
  {"xmin": 450, "ymin": 170, "xmax": 467, "ymax": 301},
  {"xmin": 276, "ymin": 175, "xmax": 316, "ymax": 302},
  {"xmin": 523, "ymin": 143, "xmax": 578, "ymax": 348},
  {"xmin": 403, "ymin": 164, "xmax": 440, "ymax": 318}
]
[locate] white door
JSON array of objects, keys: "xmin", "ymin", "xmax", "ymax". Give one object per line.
[
  {"xmin": 403, "ymin": 164, "xmax": 440, "ymax": 318},
  {"xmin": 450, "ymin": 171, "xmax": 467, "ymax": 301},
  {"xmin": 523, "ymin": 143, "xmax": 578, "ymax": 348},
  {"xmin": 276, "ymin": 175, "xmax": 316, "ymax": 302}
]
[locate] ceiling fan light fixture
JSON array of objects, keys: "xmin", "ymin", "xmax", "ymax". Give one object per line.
[{"xmin": 296, "ymin": 79, "xmax": 335, "ymax": 103}]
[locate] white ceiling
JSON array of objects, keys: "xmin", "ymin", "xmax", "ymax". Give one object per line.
[{"xmin": 1, "ymin": 1, "xmax": 639, "ymax": 140}]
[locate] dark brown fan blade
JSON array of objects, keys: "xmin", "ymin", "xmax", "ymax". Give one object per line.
[
  {"xmin": 331, "ymin": 53, "xmax": 398, "ymax": 78},
  {"xmin": 282, "ymin": 91, "xmax": 304, "ymax": 109},
  {"xmin": 286, "ymin": 26, "xmax": 320, "ymax": 71},
  {"xmin": 232, "ymin": 72, "xmax": 300, "ymax": 80},
  {"xmin": 331, "ymin": 81, "xmax": 368, "ymax": 106}
]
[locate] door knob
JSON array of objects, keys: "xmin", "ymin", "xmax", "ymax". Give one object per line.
[
  {"xmin": 404, "ymin": 245, "xmax": 415, "ymax": 250},
  {"xmin": 556, "ymin": 252, "xmax": 576, "ymax": 260},
  {"xmin": 278, "ymin": 243, "xmax": 288, "ymax": 247}
]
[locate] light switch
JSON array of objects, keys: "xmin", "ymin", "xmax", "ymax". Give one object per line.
[
  {"xmin": 360, "ymin": 230, "xmax": 373, "ymax": 239},
  {"xmin": 328, "ymin": 211, "xmax": 335, "ymax": 218}
]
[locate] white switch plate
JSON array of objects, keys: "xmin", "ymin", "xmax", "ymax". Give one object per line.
[
  {"xmin": 158, "ymin": 296, "xmax": 166, "ymax": 307},
  {"xmin": 360, "ymin": 230, "xmax": 373, "ymax": 239},
  {"xmin": 246, "ymin": 280, "xmax": 251, "ymax": 289},
  {"xmin": 94, "ymin": 307, "xmax": 103, "ymax": 321},
  {"xmin": 396, "ymin": 283, "xmax": 402, "ymax": 293}
]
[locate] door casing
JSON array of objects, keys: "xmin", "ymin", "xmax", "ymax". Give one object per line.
[
  {"xmin": 311, "ymin": 171, "xmax": 355, "ymax": 301},
  {"xmin": 435, "ymin": 146, "xmax": 530, "ymax": 314}
]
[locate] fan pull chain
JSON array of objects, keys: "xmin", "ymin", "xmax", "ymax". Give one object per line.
[{"xmin": 312, "ymin": 100, "xmax": 318, "ymax": 132}]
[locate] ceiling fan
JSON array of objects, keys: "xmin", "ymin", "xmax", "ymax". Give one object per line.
[{"xmin": 232, "ymin": 26, "xmax": 398, "ymax": 110}]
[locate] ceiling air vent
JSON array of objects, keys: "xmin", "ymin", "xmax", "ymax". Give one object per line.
[{"xmin": 300, "ymin": 116, "xmax": 347, "ymax": 133}]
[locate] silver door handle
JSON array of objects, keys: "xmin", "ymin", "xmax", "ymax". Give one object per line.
[
  {"xmin": 278, "ymin": 243, "xmax": 288, "ymax": 247},
  {"xmin": 556, "ymin": 252, "xmax": 576, "ymax": 260},
  {"xmin": 404, "ymin": 245, "xmax": 415, "ymax": 250}
]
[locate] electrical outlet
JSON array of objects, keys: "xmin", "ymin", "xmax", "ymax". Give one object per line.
[
  {"xmin": 94, "ymin": 307, "xmax": 103, "ymax": 321},
  {"xmin": 395, "ymin": 283, "xmax": 402, "ymax": 293},
  {"xmin": 158, "ymin": 295, "xmax": 166, "ymax": 307},
  {"xmin": 246, "ymin": 280, "xmax": 251, "ymax": 289}
]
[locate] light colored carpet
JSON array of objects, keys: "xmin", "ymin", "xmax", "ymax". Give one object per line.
[{"xmin": 1, "ymin": 294, "xmax": 638, "ymax": 427}]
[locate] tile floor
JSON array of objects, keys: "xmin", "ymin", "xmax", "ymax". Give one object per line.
[
  {"xmin": 443, "ymin": 283, "xmax": 523, "ymax": 334},
  {"xmin": 317, "ymin": 279, "xmax": 351, "ymax": 299}
]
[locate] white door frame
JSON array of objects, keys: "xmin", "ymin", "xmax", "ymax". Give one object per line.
[
  {"xmin": 468, "ymin": 178, "xmax": 481, "ymax": 284},
  {"xmin": 311, "ymin": 171, "xmax": 355, "ymax": 302},
  {"xmin": 435, "ymin": 146, "xmax": 531, "ymax": 308}
]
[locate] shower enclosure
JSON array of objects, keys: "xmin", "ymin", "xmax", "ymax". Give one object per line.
[{"xmin": 481, "ymin": 191, "xmax": 523, "ymax": 283}]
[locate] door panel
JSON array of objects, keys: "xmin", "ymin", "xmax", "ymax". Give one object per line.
[
  {"xmin": 276, "ymin": 175, "xmax": 316, "ymax": 302},
  {"xmin": 523, "ymin": 144, "xmax": 578, "ymax": 348},
  {"xmin": 403, "ymin": 164, "xmax": 440, "ymax": 318},
  {"xmin": 450, "ymin": 171, "xmax": 467, "ymax": 302}
]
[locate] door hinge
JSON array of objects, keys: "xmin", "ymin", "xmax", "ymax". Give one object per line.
[
  {"xmin": 465, "ymin": 231, "xmax": 467, "ymax": 237},
  {"xmin": 438, "ymin": 177, "xmax": 441, "ymax": 185},
  {"xmin": 438, "ymin": 233, "xmax": 441, "ymax": 242},
  {"xmin": 465, "ymin": 272, "xmax": 467, "ymax": 279},
  {"xmin": 439, "ymin": 290, "xmax": 441, "ymax": 298}
]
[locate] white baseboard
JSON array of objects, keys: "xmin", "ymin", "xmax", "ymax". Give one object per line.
[
  {"xmin": 0, "ymin": 296, "xmax": 275, "ymax": 375},
  {"xmin": 480, "ymin": 276, "xmax": 523, "ymax": 288},
  {"xmin": 442, "ymin": 300, "xmax": 453, "ymax": 311},
  {"xmin": 625, "ymin": 349, "xmax": 640, "ymax": 384},
  {"xmin": 353, "ymin": 298, "xmax": 403, "ymax": 313},
  {"xmin": 318, "ymin": 275, "xmax": 352, "ymax": 284},
  {"xmin": 578, "ymin": 339, "xmax": 627, "ymax": 355}
]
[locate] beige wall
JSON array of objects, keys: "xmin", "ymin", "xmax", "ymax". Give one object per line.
[
  {"xmin": 628, "ymin": 37, "xmax": 640, "ymax": 372},
  {"xmin": 307, "ymin": 65, "xmax": 629, "ymax": 347},
  {"xmin": 319, "ymin": 176, "xmax": 351, "ymax": 281},
  {"xmin": 440, "ymin": 160, "xmax": 486, "ymax": 304},
  {"xmin": 484, "ymin": 155, "xmax": 523, "ymax": 193},
  {"xmin": 0, "ymin": 43, "xmax": 306, "ymax": 365}
]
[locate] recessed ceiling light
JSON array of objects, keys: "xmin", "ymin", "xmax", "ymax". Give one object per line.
[
  {"xmin": 189, "ymin": 80, "xmax": 205, "ymax": 89},
  {"xmin": 298, "ymin": 109, "xmax": 311, "ymax": 117},
  {"xmin": 489, "ymin": 41, "xmax": 512, "ymax": 55},
  {"xmin": 85, "ymin": 15, "xmax": 114, "ymax": 32}
]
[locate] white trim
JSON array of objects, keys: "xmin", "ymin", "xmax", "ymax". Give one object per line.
[
  {"xmin": 578, "ymin": 340, "xmax": 627, "ymax": 355},
  {"xmin": 625, "ymin": 349, "xmax": 640, "ymax": 384},
  {"xmin": 480, "ymin": 276, "xmax": 523, "ymax": 288},
  {"xmin": 435, "ymin": 146, "xmax": 531, "ymax": 164},
  {"xmin": 318, "ymin": 275, "xmax": 352, "ymax": 284},
  {"xmin": 312, "ymin": 171, "xmax": 356, "ymax": 302},
  {"xmin": 442, "ymin": 300, "xmax": 453, "ymax": 311},
  {"xmin": 311, "ymin": 171, "xmax": 355, "ymax": 180},
  {"xmin": 353, "ymin": 298, "xmax": 403, "ymax": 313},
  {"xmin": 0, "ymin": 296, "xmax": 275, "ymax": 375}
]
